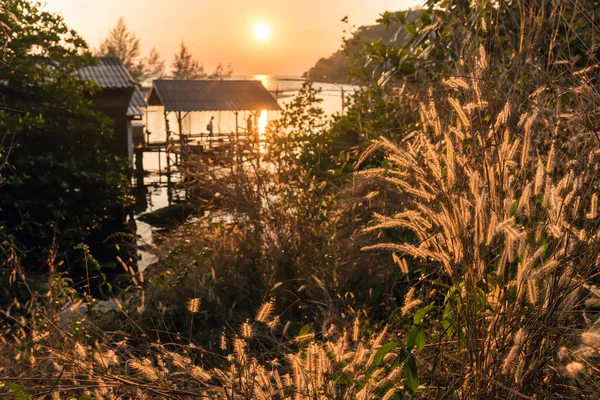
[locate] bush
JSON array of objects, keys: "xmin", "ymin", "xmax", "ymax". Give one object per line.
[{"xmin": 0, "ymin": 1, "xmax": 132, "ymax": 282}]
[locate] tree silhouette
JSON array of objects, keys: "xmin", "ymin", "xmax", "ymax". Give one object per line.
[
  {"xmin": 211, "ymin": 62, "xmax": 234, "ymax": 80},
  {"xmin": 97, "ymin": 17, "xmax": 145, "ymax": 83},
  {"xmin": 171, "ymin": 41, "xmax": 206, "ymax": 80},
  {"xmin": 0, "ymin": 1, "xmax": 130, "ymax": 268},
  {"xmin": 144, "ymin": 46, "xmax": 166, "ymax": 81}
]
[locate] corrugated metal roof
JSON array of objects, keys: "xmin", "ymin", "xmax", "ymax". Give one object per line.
[
  {"xmin": 127, "ymin": 87, "xmax": 149, "ymax": 117},
  {"xmin": 147, "ymin": 80, "xmax": 282, "ymax": 112},
  {"xmin": 78, "ymin": 57, "xmax": 148, "ymax": 117},
  {"xmin": 78, "ymin": 57, "xmax": 136, "ymax": 89}
]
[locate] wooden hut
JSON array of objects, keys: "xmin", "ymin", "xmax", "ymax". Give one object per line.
[
  {"xmin": 78, "ymin": 57, "xmax": 148, "ymax": 164},
  {"xmin": 146, "ymin": 79, "xmax": 281, "ymax": 144}
]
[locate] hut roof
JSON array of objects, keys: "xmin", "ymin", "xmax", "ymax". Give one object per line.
[
  {"xmin": 127, "ymin": 87, "xmax": 148, "ymax": 117},
  {"xmin": 78, "ymin": 57, "xmax": 135, "ymax": 89},
  {"xmin": 147, "ymin": 80, "xmax": 281, "ymax": 112},
  {"xmin": 78, "ymin": 57, "xmax": 148, "ymax": 117}
]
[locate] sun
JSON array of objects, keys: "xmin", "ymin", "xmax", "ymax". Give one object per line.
[{"xmin": 254, "ymin": 23, "xmax": 270, "ymax": 40}]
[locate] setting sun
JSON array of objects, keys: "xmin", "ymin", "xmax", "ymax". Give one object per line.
[{"xmin": 254, "ymin": 23, "xmax": 270, "ymax": 40}]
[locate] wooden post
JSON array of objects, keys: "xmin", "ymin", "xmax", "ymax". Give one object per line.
[
  {"xmin": 254, "ymin": 112, "xmax": 261, "ymax": 169},
  {"xmin": 209, "ymin": 114, "xmax": 213, "ymax": 149},
  {"xmin": 235, "ymin": 111, "xmax": 239, "ymax": 141},
  {"xmin": 145, "ymin": 108, "xmax": 151, "ymax": 145},
  {"xmin": 164, "ymin": 111, "xmax": 171, "ymax": 176},
  {"xmin": 235, "ymin": 111, "xmax": 239, "ymax": 162},
  {"xmin": 177, "ymin": 111, "xmax": 184, "ymax": 167},
  {"xmin": 134, "ymin": 146, "xmax": 144, "ymax": 177},
  {"xmin": 158, "ymin": 146, "xmax": 162, "ymax": 177}
]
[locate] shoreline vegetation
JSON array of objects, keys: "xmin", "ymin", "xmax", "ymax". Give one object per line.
[
  {"xmin": 1, "ymin": 0, "xmax": 600, "ymax": 399},
  {"xmin": 304, "ymin": 9, "xmax": 421, "ymax": 84}
]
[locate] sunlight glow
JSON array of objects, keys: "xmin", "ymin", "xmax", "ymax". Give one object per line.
[
  {"xmin": 258, "ymin": 110, "xmax": 268, "ymax": 134},
  {"xmin": 254, "ymin": 23, "xmax": 270, "ymax": 40}
]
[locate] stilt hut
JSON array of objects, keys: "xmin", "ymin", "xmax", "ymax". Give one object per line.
[
  {"xmin": 78, "ymin": 57, "xmax": 148, "ymax": 164},
  {"xmin": 146, "ymin": 80, "xmax": 281, "ymax": 151}
]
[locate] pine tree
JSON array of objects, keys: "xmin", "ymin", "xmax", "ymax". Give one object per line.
[
  {"xmin": 211, "ymin": 62, "xmax": 234, "ymax": 80},
  {"xmin": 97, "ymin": 17, "xmax": 145, "ymax": 83},
  {"xmin": 144, "ymin": 47, "xmax": 166, "ymax": 82},
  {"xmin": 171, "ymin": 42, "xmax": 205, "ymax": 80}
]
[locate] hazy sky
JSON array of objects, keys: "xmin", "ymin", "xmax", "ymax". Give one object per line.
[{"xmin": 43, "ymin": 0, "xmax": 422, "ymax": 76}]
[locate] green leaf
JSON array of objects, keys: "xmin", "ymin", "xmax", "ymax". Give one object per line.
[
  {"xmin": 442, "ymin": 302, "xmax": 456, "ymax": 337},
  {"xmin": 374, "ymin": 341, "xmax": 400, "ymax": 366},
  {"xmin": 413, "ymin": 305, "xmax": 434, "ymax": 325},
  {"xmin": 406, "ymin": 325, "xmax": 426, "ymax": 352},
  {"xmin": 298, "ymin": 324, "xmax": 313, "ymax": 336},
  {"xmin": 405, "ymin": 21, "xmax": 417, "ymax": 35},
  {"xmin": 330, "ymin": 371, "xmax": 354, "ymax": 385},
  {"xmin": 509, "ymin": 199, "xmax": 519, "ymax": 216},
  {"xmin": 415, "ymin": 329, "xmax": 426, "ymax": 352},
  {"xmin": 2, "ymin": 384, "xmax": 31, "ymax": 400},
  {"xmin": 538, "ymin": 236, "xmax": 549, "ymax": 256},
  {"xmin": 377, "ymin": 11, "xmax": 393, "ymax": 27},
  {"xmin": 402, "ymin": 351, "xmax": 419, "ymax": 393},
  {"xmin": 394, "ymin": 11, "xmax": 407, "ymax": 24}
]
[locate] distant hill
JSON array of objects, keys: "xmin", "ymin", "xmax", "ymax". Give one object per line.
[{"xmin": 304, "ymin": 9, "xmax": 421, "ymax": 83}]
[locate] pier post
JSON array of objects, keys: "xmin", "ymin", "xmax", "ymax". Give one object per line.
[
  {"xmin": 134, "ymin": 146, "xmax": 144, "ymax": 178},
  {"xmin": 158, "ymin": 147, "xmax": 162, "ymax": 176},
  {"xmin": 176, "ymin": 111, "xmax": 185, "ymax": 167},
  {"xmin": 235, "ymin": 111, "xmax": 240, "ymax": 163},
  {"xmin": 164, "ymin": 112, "xmax": 171, "ymax": 177}
]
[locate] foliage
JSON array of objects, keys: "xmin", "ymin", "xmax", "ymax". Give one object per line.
[
  {"xmin": 98, "ymin": 18, "xmax": 167, "ymax": 84},
  {"xmin": 210, "ymin": 62, "xmax": 234, "ymax": 80},
  {"xmin": 305, "ymin": 9, "xmax": 421, "ymax": 84},
  {"xmin": 366, "ymin": 0, "xmax": 600, "ymax": 86},
  {"xmin": 97, "ymin": 19, "xmax": 231, "ymax": 83},
  {"xmin": 359, "ymin": 0, "xmax": 600, "ymax": 396},
  {"xmin": 171, "ymin": 41, "xmax": 206, "ymax": 80},
  {"xmin": 136, "ymin": 81, "xmax": 405, "ymax": 341},
  {"xmin": 268, "ymin": 81, "xmax": 328, "ymax": 175},
  {"xmin": 0, "ymin": 286, "xmax": 421, "ymax": 399},
  {"xmin": 324, "ymin": 82, "xmax": 423, "ymax": 181},
  {"xmin": 2, "ymin": 0, "xmax": 600, "ymax": 398},
  {"xmin": 97, "ymin": 17, "xmax": 146, "ymax": 83},
  {"xmin": 0, "ymin": 6, "xmax": 14, "ymax": 53},
  {"xmin": 0, "ymin": 1, "xmax": 131, "ymax": 273},
  {"xmin": 144, "ymin": 46, "xmax": 166, "ymax": 81}
]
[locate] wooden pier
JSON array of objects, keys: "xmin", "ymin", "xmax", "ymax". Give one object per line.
[
  {"xmin": 135, "ymin": 132, "xmax": 260, "ymax": 174},
  {"xmin": 132, "ymin": 79, "xmax": 282, "ymax": 210}
]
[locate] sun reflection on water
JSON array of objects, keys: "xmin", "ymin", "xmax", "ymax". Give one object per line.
[
  {"xmin": 258, "ymin": 110, "xmax": 268, "ymax": 134},
  {"xmin": 251, "ymin": 74, "xmax": 276, "ymax": 91}
]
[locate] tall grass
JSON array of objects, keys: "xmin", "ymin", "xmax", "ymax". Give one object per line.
[{"xmin": 359, "ymin": 3, "xmax": 600, "ymax": 395}]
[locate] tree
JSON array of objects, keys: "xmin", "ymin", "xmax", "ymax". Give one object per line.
[
  {"xmin": 304, "ymin": 11, "xmax": 421, "ymax": 84},
  {"xmin": 0, "ymin": 1, "xmax": 130, "ymax": 271},
  {"xmin": 0, "ymin": 7, "xmax": 14, "ymax": 54},
  {"xmin": 366, "ymin": 0, "xmax": 600, "ymax": 86},
  {"xmin": 143, "ymin": 46, "xmax": 165, "ymax": 82},
  {"xmin": 97, "ymin": 17, "xmax": 145, "ymax": 83},
  {"xmin": 210, "ymin": 62, "xmax": 234, "ymax": 80},
  {"xmin": 171, "ymin": 41, "xmax": 205, "ymax": 80}
]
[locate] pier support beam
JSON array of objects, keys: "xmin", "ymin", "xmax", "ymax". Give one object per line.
[{"xmin": 164, "ymin": 111, "xmax": 171, "ymax": 176}]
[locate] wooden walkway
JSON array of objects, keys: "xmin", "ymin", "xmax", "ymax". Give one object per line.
[{"xmin": 134, "ymin": 131, "xmax": 261, "ymax": 176}]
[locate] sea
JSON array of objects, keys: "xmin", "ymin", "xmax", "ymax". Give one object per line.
[{"xmin": 135, "ymin": 75, "xmax": 357, "ymax": 270}]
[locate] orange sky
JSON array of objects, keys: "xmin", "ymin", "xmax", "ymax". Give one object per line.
[{"xmin": 43, "ymin": 0, "xmax": 421, "ymax": 76}]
